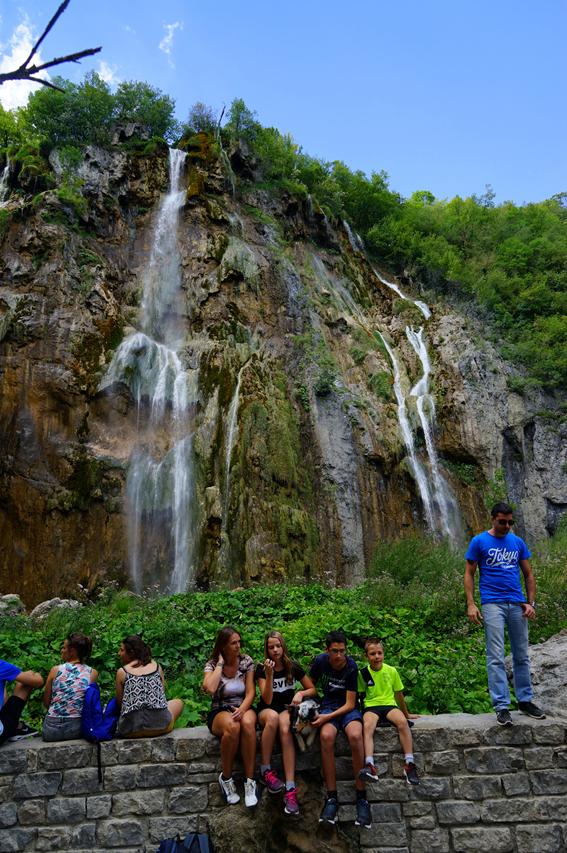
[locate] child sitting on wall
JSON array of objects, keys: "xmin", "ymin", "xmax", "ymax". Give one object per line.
[
  {"xmin": 43, "ymin": 632, "xmax": 98, "ymax": 741},
  {"xmin": 357, "ymin": 638, "xmax": 420, "ymax": 785}
]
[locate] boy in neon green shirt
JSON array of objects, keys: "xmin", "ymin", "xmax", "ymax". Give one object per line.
[{"xmin": 357, "ymin": 638, "xmax": 420, "ymax": 785}]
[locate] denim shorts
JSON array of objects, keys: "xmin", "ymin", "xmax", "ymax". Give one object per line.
[
  {"xmin": 42, "ymin": 715, "xmax": 83, "ymax": 742},
  {"xmin": 321, "ymin": 706, "xmax": 362, "ymax": 732}
]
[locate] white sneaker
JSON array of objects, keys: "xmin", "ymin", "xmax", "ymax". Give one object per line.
[
  {"xmin": 218, "ymin": 773, "xmax": 240, "ymax": 805},
  {"xmin": 244, "ymin": 777, "xmax": 258, "ymax": 807}
]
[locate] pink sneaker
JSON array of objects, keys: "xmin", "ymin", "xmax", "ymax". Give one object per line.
[
  {"xmin": 284, "ymin": 787, "xmax": 299, "ymax": 815},
  {"xmin": 262, "ymin": 768, "xmax": 284, "ymax": 793}
]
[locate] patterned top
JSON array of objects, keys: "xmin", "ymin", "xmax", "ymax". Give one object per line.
[
  {"xmin": 204, "ymin": 654, "xmax": 254, "ymax": 711},
  {"xmin": 120, "ymin": 665, "xmax": 168, "ymax": 716},
  {"xmin": 48, "ymin": 662, "xmax": 92, "ymax": 718}
]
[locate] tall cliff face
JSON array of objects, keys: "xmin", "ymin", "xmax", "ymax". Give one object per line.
[{"xmin": 1, "ymin": 138, "xmax": 565, "ymax": 604}]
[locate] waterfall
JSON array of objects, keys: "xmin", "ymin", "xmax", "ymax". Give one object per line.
[
  {"xmin": 378, "ymin": 333, "xmax": 435, "ymax": 530},
  {"xmin": 343, "ymin": 220, "xmax": 365, "ymax": 254},
  {"xmin": 373, "ymin": 269, "xmax": 431, "ymax": 320},
  {"xmin": 101, "ymin": 148, "xmax": 197, "ymax": 594},
  {"xmin": 406, "ymin": 327, "xmax": 461, "ymax": 540},
  {"xmin": 0, "ymin": 158, "xmax": 10, "ymax": 206},
  {"xmin": 224, "ymin": 361, "xmax": 248, "ymax": 504}
]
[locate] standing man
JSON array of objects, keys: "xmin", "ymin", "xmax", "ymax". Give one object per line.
[
  {"xmin": 464, "ymin": 502, "xmax": 545, "ymax": 726},
  {"xmin": 310, "ymin": 630, "xmax": 371, "ymax": 829}
]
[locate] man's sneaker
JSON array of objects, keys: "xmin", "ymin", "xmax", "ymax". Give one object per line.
[
  {"xmin": 244, "ymin": 778, "xmax": 258, "ymax": 808},
  {"xmin": 403, "ymin": 761, "xmax": 420, "ymax": 785},
  {"xmin": 358, "ymin": 762, "xmax": 379, "ymax": 782},
  {"xmin": 319, "ymin": 796, "xmax": 338, "ymax": 825},
  {"xmin": 284, "ymin": 787, "xmax": 299, "ymax": 815},
  {"xmin": 261, "ymin": 768, "xmax": 284, "ymax": 793},
  {"xmin": 7, "ymin": 722, "xmax": 39, "ymax": 741},
  {"xmin": 518, "ymin": 701, "xmax": 546, "ymax": 719},
  {"xmin": 496, "ymin": 709, "xmax": 513, "ymax": 727},
  {"xmin": 218, "ymin": 773, "xmax": 240, "ymax": 805},
  {"xmin": 354, "ymin": 797, "xmax": 372, "ymax": 829}
]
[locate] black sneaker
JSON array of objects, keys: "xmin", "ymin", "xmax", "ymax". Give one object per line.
[
  {"xmin": 403, "ymin": 761, "xmax": 420, "ymax": 785},
  {"xmin": 8, "ymin": 722, "xmax": 39, "ymax": 741},
  {"xmin": 319, "ymin": 797, "xmax": 338, "ymax": 825},
  {"xmin": 358, "ymin": 762, "xmax": 379, "ymax": 783},
  {"xmin": 518, "ymin": 701, "xmax": 546, "ymax": 719},
  {"xmin": 355, "ymin": 797, "xmax": 371, "ymax": 829},
  {"xmin": 496, "ymin": 709, "xmax": 513, "ymax": 727}
]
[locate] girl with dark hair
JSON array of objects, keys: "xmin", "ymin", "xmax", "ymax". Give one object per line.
[
  {"xmin": 256, "ymin": 631, "xmax": 316, "ymax": 815},
  {"xmin": 203, "ymin": 626, "xmax": 258, "ymax": 808},
  {"xmin": 42, "ymin": 632, "xmax": 98, "ymax": 741},
  {"xmin": 115, "ymin": 635, "xmax": 183, "ymax": 738}
]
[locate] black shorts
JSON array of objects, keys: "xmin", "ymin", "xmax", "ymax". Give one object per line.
[
  {"xmin": 363, "ymin": 705, "xmax": 399, "ymax": 725},
  {"xmin": 0, "ymin": 696, "xmax": 25, "ymax": 745}
]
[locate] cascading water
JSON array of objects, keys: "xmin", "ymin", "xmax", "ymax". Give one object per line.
[
  {"xmin": 406, "ymin": 327, "xmax": 462, "ymax": 540},
  {"xmin": 0, "ymin": 159, "xmax": 10, "ymax": 206},
  {"xmin": 377, "ymin": 332, "xmax": 435, "ymax": 530},
  {"xmin": 101, "ymin": 148, "xmax": 197, "ymax": 593},
  {"xmin": 218, "ymin": 361, "xmax": 249, "ymax": 570},
  {"xmin": 373, "ymin": 269, "xmax": 431, "ymax": 320}
]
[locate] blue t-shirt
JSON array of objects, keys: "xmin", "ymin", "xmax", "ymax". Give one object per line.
[
  {"xmin": 309, "ymin": 653, "xmax": 358, "ymax": 710},
  {"xmin": 0, "ymin": 660, "xmax": 21, "ymax": 737},
  {"xmin": 465, "ymin": 531, "xmax": 531, "ymax": 604}
]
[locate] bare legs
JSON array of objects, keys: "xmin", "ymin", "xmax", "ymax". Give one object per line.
[
  {"xmin": 212, "ymin": 709, "xmax": 257, "ymax": 780},
  {"xmin": 319, "ymin": 720, "xmax": 365, "ymax": 792},
  {"xmin": 363, "ymin": 708, "xmax": 414, "ymax": 761}
]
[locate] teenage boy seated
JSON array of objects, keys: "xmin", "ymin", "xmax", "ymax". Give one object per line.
[
  {"xmin": 0, "ymin": 659, "xmax": 44, "ymax": 745},
  {"xmin": 309, "ymin": 631, "xmax": 371, "ymax": 830},
  {"xmin": 357, "ymin": 638, "xmax": 420, "ymax": 785}
]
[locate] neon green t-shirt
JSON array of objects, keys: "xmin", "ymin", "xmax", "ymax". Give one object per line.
[{"xmin": 357, "ymin": 662, "xmax": 403, "ymax": 708}]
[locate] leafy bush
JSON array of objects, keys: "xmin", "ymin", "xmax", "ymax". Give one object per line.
[{"xmin": 3, "ymin": 530, "xmax": 564, "ymax": 730}]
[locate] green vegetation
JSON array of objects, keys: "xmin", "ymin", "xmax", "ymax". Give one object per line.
[{"xmin": 2, "ymin": 528, "xmax": 565, "ymax": 728}]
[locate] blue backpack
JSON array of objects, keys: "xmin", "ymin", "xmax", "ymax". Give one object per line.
[
  {"xmin": 81, "ymin": 683, "xmax": 120, "ymax": 742},
  {"xmin": 81, "ymin": 683, "xmax": 120, "ymax": 782},
  {"xmin": 157, "ymin": 834, "xmax": 212, "ymax": 853}
]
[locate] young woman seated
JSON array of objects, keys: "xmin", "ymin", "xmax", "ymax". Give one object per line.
[
  {"xmin": 203, "ymin": 626, "xmax": 258, "ymax": 808},
  {"xmin": 115, "ymin": 635, "xmax": 183, "ymax": 738},
  {"xmin": 256, "ymin": 630, "xmax": 316, "ymax": 815},
  {"xmin": 42, "ymin": 632, "xmax": 97, "ymax": 742}
]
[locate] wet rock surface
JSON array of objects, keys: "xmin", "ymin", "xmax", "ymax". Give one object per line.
[{"xmin": 0, "ymin": 141, "xmax": 565, "ymax": 602}]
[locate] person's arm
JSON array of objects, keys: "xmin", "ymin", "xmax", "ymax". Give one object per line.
[
  {"xmin": 394, "ymin": 690, "xmax": 420, "ymax": 719},
  {"xmin": 292, "ymin": 674, "xmax": 317, "ymax": 705},
  {"xmin": 232, "ymin": 669, "xmax": 255, "ymax": 720},
  {"xmin": 519, "ymin": 559, "xmax": 537, "ymax": 619},
  {"xmin": 115, "ymin": 668, "xmax": 125, "ymax": 709},
  {"xmin": 202, "ymin": 657, "xmax": 224, "ymax": 695},
  {"xmin": 312, "ymin": 689, "xmax": 357, "ymax": 726},
  {"xmin": 258, "ymin": 659, "xmax": 275, "ymax": 705},
  {"xmin": 464, "ymin": 559, "xmax": 482, "ymax": 623},
  {"xmin": 42, "ymin": 667, "xmax": 57, "ymax": 708},
  {"xmin": 90, "ymin": 668, "xmax": 98, "ymax": 683},
  {"xmin": 15, "ymin": 670, "xmax": 44, "ymax": 689}
]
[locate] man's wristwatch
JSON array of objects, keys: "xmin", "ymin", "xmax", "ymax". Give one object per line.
[{"xmin": 530, "ymin": 601, "xmax": 536, "ymax": 608}]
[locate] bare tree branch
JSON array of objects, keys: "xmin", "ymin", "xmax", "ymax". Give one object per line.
[{"xmin": 0, "ymin": 0, "xmax": 102, "ymax": 91}]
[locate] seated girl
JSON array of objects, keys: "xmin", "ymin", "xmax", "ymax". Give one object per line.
[
  {"xmin": 115, "ymin": 635, "xmax": 183, "ymax": 738},
  {"xmin": 256, "ymin": 630, "xmax": 316, "ymax": 815},
  {"xmin": 203, "ymin": 626, "xmax": 258, "ymax": 808},
  {"xmin": 43, "ymin": 632, "xmax": 97, "ymax": 742}
]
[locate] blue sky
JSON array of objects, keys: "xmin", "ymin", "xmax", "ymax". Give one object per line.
[{"xmin": 1, "ymin": 0, "xmax": 565, "ymax": 204}]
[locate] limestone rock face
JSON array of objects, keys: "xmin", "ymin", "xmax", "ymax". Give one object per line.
[
  {"xmin": 507, "ymin": 629, "xmax": 567, "ymax": 718},
  {"xmin": 0, "ymin": 140, "xmax": 565, "ymax": 603}
]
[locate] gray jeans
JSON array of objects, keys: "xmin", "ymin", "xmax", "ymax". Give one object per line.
[{"xmin": 42, "ymin": 715, "xmax": 83, "ymax": 742}]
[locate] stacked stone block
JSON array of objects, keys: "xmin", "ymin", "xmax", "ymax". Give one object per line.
[{"xmin": 0, "ymin": 714, "xmax": 565, "ymax": 852}]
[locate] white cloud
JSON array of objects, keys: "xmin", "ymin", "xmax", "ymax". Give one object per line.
[
  {"xmin": 159, "ymin": 21, "xmax": 183, "ymax": 68},
  {"xmin": 0, "ymin": 17, "xmax": 50, "ymax": 110},
  {"xmin": 97, "ymin": 60, "xmax": 119, "ymax": 87}
]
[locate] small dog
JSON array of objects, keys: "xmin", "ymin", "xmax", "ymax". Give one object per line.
[{"xmin": 287, "ymin": 698, "xmax": 320, "ymax": 752}]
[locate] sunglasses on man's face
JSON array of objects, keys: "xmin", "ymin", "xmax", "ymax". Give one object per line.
[{"xmin": 496, "ymin": 519, "xmax": 514, "ymax": 526}]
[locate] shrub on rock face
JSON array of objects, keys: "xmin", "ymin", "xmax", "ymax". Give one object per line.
[{"xmin": 0, "ymin": 594, "xmax": 26, "ymax": 615}]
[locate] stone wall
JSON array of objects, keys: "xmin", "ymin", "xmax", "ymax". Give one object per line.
[{"xmin": 0, "ymin": 713, "xmax": 565, "ymax": 853}]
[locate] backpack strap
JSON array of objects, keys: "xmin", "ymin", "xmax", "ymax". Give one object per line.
[
  {"xmin": 359, "ymin": 666, "xmax": 370, "ymax": 682},
  {"xmin": 197, "ymin": 834, "xmax": 211, "ymax": 853}
]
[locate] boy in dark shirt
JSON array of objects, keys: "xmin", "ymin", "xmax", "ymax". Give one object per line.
[{"xmin": 310, "ymin": 631, "xmax": 370, "ymax": 829}]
